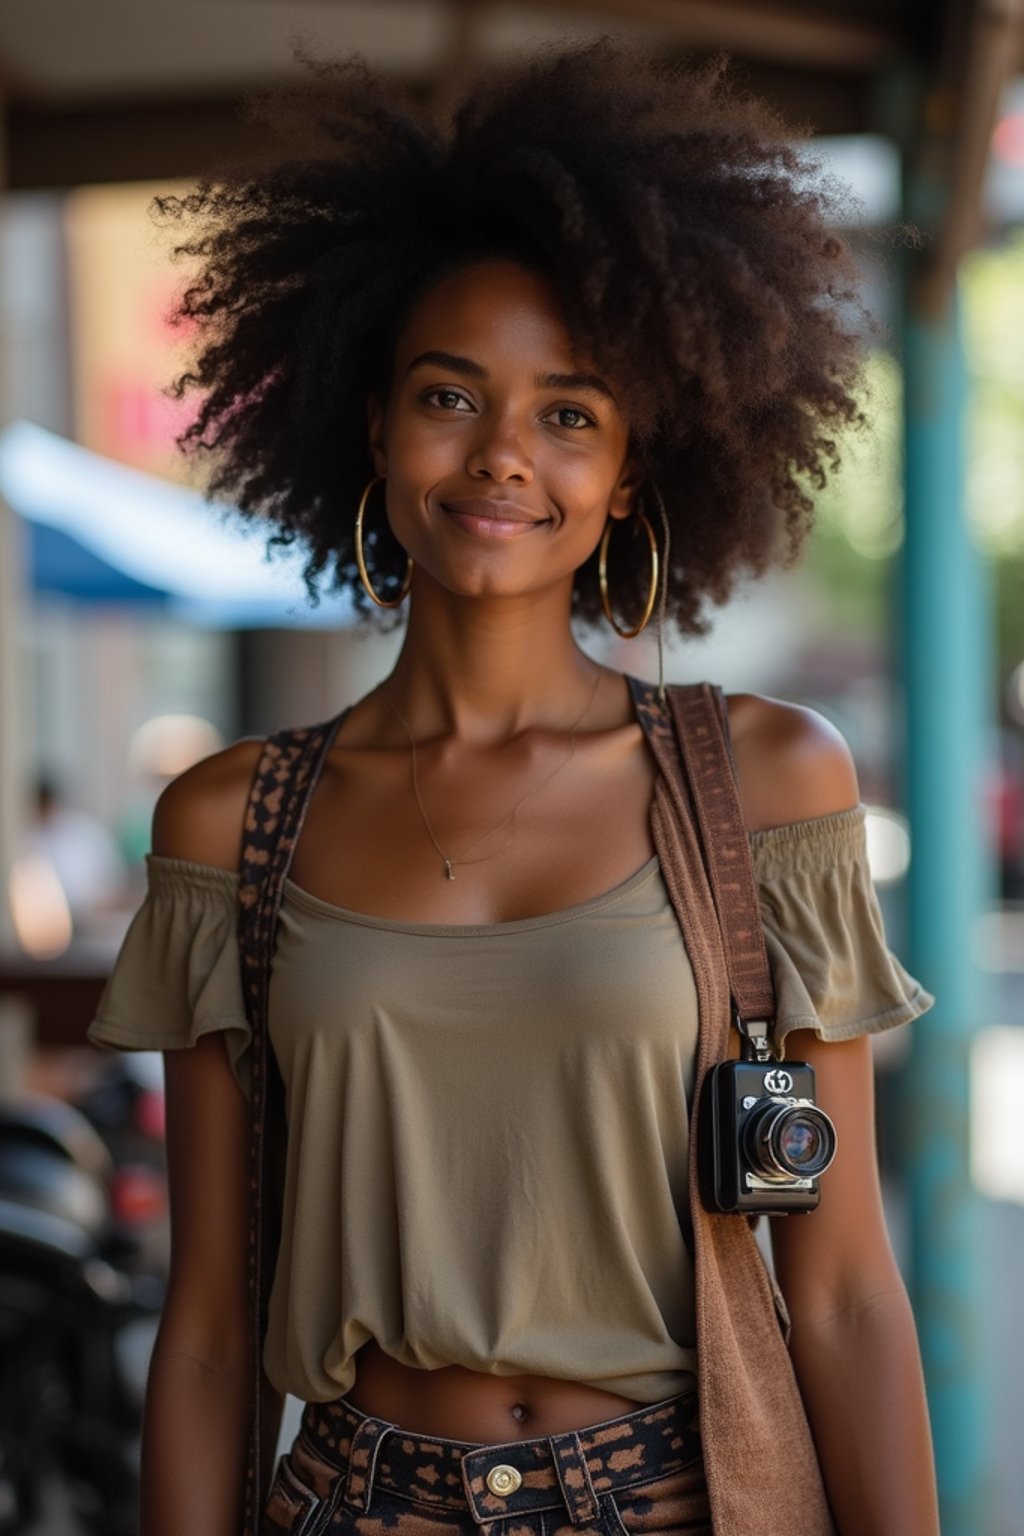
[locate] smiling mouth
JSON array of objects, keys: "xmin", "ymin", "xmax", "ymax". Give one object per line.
[
  {"xmin": 440, "ymin": 498, "xmax": 548, "ymax": 523},
  {"xmin": 439, "ymin": 499, "xmax": 551, "ymax": 537}
]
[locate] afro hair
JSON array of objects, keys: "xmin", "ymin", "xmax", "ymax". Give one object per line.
[{"xmin": 155, "ymin": 38, "xmax": 873, "ymax": 634}]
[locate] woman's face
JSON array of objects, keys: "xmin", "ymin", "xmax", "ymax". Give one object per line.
[{"xmin": 367, "ymin": 258, "xmax": 637, "ymax": 604}]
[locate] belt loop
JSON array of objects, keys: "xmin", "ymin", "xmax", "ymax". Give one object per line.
[
  {"xmin": 344, "ymin": 1415, "xmax": 392, "ymax": 1513},
  {"xmin": 549, "ymin": 1431, "xmax": 600, "ymax": 1526}
]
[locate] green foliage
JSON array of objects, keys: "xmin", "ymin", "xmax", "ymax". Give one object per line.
[
  {"xmin": 800, "ymin": 237, "xmax": 1024, "ymax": 687},
  {"xmin": 962, "ymin": 233, "xmax": 1024, "ymax": 682},
  {"xmin": 802, "ymin": 350, "xmax": 900, "ymax": 639}
]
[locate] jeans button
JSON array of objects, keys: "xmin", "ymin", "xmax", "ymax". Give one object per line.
[{"xmin": 486, "ymin": 1465, "xmax": 522, "ymax": 1496}]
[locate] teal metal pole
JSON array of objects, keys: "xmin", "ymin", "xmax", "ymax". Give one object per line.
[{"xmin": 899, "ymin": 285, "xmax": 992, "ymax": 1534}]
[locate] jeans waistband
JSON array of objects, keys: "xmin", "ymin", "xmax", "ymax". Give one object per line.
[{"xmin": 298, "ymin": 1389, "xmax": 702, "ymax": 1525}]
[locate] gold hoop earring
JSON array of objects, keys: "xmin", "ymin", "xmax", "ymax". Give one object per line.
[
  {"xmin": 598, "ymin": 508, "xmax": 659, "ymax": 638},
  {"xmin": 354, "ymin": 476, "xmax": 413, "ymax": 608}
]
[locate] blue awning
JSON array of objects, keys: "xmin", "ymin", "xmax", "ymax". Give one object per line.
[
  {"xmin": 29, "ymin": 521, "xmax": 171, "ymax": 605},
  {"xmin": 0, "ymin": 420, "xmax": 355, "ymax": 628}
]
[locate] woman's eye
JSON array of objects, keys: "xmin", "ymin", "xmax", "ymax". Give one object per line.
[
  {"xmin": 546, "ymin": 406, "xmax": 595, "ymax": 430},
  {"xmin": 424, "ymin": 388, "xmax": 472, "ymax": 412}
]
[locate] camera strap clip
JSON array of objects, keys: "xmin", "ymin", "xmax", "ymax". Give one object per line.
[{"xmin": 736, "ymin": 1013, "xmax": 775, "ymax": 1064}]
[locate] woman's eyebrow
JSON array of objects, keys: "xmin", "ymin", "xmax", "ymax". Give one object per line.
[
  {"xmin": 537, "ymin": 370, "xmax": 617, "ymax": 405},
  {"xmin": 407, "ymin": 349, "xmax": 487, "ymax": 380},
  {"xmin": 406, "ymin": 350, "xmax": 617, "ymax": 404}
]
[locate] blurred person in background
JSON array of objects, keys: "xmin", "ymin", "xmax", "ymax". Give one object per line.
[
  {"xmin": 11, "ymin": 774, "xmax": 128, "ymax": 953},
  {"xmin": 26, "ymin": 775, "xmax": 126, "ymax": 915},
  {"xmin": 86, "ymin": 43, "xmax": 938, "ymax": 1536}
]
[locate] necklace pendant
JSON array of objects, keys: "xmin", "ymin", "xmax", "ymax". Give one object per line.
[{"xmin": 444, "ymin": 859, "xmax": 455, "ymax": 881}]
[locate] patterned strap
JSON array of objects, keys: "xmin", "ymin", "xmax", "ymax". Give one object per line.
[
  {"xmin": 627, "ymin": 675, "xmax": 776, "ymax": 1029},
  {"xmin": 236, "ymin": 707, "xmax": 351, "ymax": 1534}
]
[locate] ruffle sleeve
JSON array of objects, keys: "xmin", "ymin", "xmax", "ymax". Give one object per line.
[
  {"xmin": 749, "ymin": 804, "xmax": 935, "ymax": 1060},
  {"xmin": 86, "ymin": 855, "xmax": 251, "ymax": 1105}
]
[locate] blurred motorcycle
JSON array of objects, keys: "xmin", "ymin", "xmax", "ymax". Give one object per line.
[
  {"xmin": 72, "ymin": 1050, "xmax": 169, "ymax": 1278},
  {"xmin": 0, "ymin": 1090, "xmax": 164, "ymax": 1534}
]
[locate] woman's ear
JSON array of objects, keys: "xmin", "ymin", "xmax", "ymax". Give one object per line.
[
  {"xmin": 608, "ymin": 459, "xmax": 645, "ymax": 521},
  {"xmin": 366, "ymin": 394, "xmax": 388, "ymax": 479}
]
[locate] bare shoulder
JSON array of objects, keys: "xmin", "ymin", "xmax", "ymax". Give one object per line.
[
  {"xmin": 151, "ymin": 737, "xmax": 266, "ymax": 870},
  {"xmin": 723, "ymin": 691, "xmax": 859, "ymax": 834}
]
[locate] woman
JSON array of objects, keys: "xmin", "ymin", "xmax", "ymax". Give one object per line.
[{"xmin": 88, "ymin": 42, "xmax": 939, "ymax": 1535}]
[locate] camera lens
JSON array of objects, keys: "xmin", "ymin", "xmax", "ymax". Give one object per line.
[
  {"xmin": 776, "ymin": 1111, "xmax": 831, "ymax": 1172},
  {"xmin": 744, "ymin": 1100, "xmax": 837, "ymax": 1183}
]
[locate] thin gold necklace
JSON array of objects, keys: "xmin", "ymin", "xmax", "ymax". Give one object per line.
[{"xmin": 378, "ymin": 669, "xmax": 604, "ymax": 880}]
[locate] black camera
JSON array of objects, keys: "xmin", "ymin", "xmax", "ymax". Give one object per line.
[{"xmin": 699, "ymin": 1055, "xmax": 837, "ymax": 1215}]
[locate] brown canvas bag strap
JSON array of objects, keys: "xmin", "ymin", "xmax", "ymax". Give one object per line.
[
  {"xmin": 627, "ymin": 675, "xmax": 775, "ymax": 1031},
  {"xmin": 665, "ymin": 682, "xmax": 776, "ymax": 1030},
  {"xmin": 236, "ymin": 707, "xmax": 351, "ymax": 1535},
  {"xmin": 627, "ymin": 673, "xmax": 835, "ymax": 1535}
]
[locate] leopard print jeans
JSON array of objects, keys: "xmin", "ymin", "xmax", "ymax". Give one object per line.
[{"xmin": 261, "ymin": 1391, "xmax": 710, "ymax": 1536}]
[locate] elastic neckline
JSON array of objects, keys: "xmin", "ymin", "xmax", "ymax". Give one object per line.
[{"xmin": 281, "ymin": 854, "xmax": 662, "ymax": 936}]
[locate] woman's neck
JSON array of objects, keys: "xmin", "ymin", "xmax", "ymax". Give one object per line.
[{"xmin": 380, "ymin": 584, "xmax": 603, "ymax": 746}]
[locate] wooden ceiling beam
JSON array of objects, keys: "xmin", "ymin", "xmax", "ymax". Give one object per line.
[
  {"xmin": 469, "ymin": 0, "xmax": 898, "ymax": 70},
  {"xmin": 0, "ymin": 0, "xmax": 945, "ymax": 195},
  {"xmin": 4, "ymin": 95, "xmax": 268, "ymax": 190},
  {"xmin": 219, "ymin": 0, "xmax": 901, "ymax": 71},
  {"xmin": 5, "ymin": 52, "xmax": 879, "ymax": 194}
]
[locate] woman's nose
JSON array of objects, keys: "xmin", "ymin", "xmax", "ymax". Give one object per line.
[{"xmin": 465, "ymin": 415, "xmax": 534, "ymax": 483}]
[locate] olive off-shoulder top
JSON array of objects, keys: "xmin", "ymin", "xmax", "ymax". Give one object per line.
[{"xmin": 87, "ymin": 804, "xmax": 933, "ymax": 1405}]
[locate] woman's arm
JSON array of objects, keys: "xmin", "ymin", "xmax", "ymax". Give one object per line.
[
  {"xmin": 770, "ymin": 1030, "xmax": 938, "ymax": 1536},
  {"xmin": 141, "ymin": 1035, "xmax": 252, "ymax": 1535},
  {"xmin": 138, "ymin": 742, "xmax": 271, "ymax": 1536},
  {"xmin": 726, "ymin": 692, "xmax": 939, "ymax": 1536}
]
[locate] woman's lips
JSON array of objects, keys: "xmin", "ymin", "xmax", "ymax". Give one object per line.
[{"xmin": 440, "ymin": 497, "xmax": 550, "ymax": 539}]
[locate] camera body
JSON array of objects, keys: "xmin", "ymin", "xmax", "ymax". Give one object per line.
[{"xmin": 699, "ymin": 1058, "xmax": 837, "ymax": 1215}]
